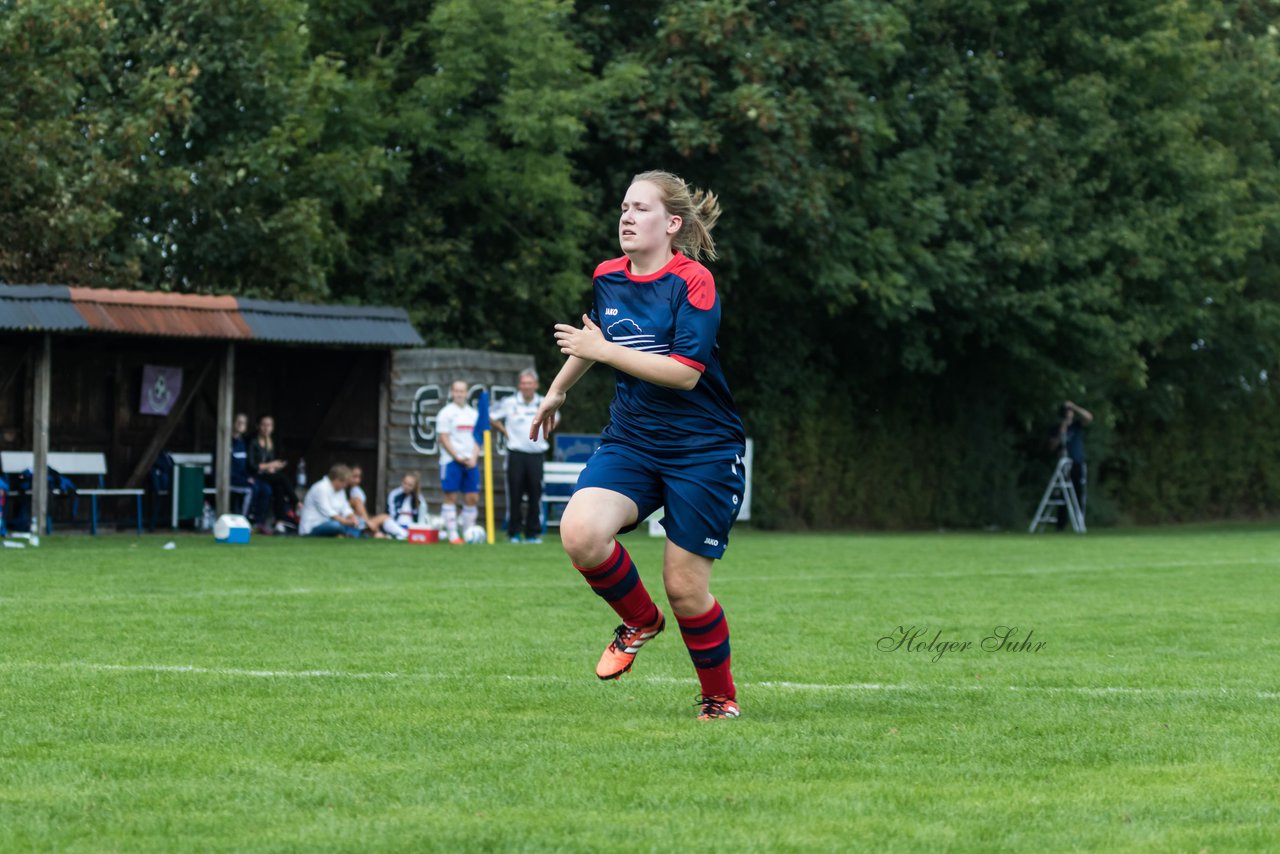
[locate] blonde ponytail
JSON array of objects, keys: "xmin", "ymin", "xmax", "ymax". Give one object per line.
[{"xmin": 632, "ymin": 170, "xmax": 722, "ymax": 262}]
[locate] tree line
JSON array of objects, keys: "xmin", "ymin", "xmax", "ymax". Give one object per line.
[{"xmin": 4, "ymin": 0, "xmax": 1279, "ymax": 527}]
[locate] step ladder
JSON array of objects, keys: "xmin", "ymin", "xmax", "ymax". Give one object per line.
[{"xmin": 1029, "ymin": 456, "xmax": 1085, "ymax": 533}]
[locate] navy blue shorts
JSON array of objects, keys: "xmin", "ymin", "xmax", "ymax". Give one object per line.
[
  {"xmin": 574, "ymin": 442, "xmax": 746, "ymax": 559},
  {"xmin": 441, "ymin": 461, "xmax": 480, "ymax": 494}
]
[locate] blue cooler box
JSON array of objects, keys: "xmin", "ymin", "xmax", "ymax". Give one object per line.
[{"xmin": 214, "ymin": 514, "xmax": 252, "ymax": 544}]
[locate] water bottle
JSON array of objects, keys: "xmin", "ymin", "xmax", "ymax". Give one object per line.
[
  {"xmin": 201, "ymin": 502, "xmax": 216, "ymax": 531},
  {"xmin": 296, "ymin": 458, "xmax": 307, "ymax": 488}
]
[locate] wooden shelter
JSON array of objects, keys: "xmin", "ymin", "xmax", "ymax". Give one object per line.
[{"xmin": 0, "ymin": 285, "xmax": 422, "ymax": 533}]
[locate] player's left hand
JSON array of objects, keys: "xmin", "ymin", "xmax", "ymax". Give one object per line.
[{"xmin": 554, "ymin": 315, "xmax": 608, "ymax": 361}]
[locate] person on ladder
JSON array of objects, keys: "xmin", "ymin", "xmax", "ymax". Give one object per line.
[{"xmin": 1048, "ymin": 400, "xmax": 1093, "ymax": 530}]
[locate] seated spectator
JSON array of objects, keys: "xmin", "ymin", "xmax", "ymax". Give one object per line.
[
  {"xmin": 387, "ymin": 471, "xmax": 426, "ymax": 533},
  {"xmin": 231, "ymin": 412, "xmax": 272, "ymax": 532},
  {"xmin": 248, "ymin": 414, "xmax": 298, "ymax": 532},
  {"xmin": 300, "ymin": 464, "xmax": 362, "ymax": 537},
  {"xmin": 346, "ymin": 465, "xmax": 402, "ymax": 540}
]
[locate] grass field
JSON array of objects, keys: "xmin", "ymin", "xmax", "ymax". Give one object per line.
[{"xmin": 1, "ymin": 525, "xmax": 1277, "ymax": 852}]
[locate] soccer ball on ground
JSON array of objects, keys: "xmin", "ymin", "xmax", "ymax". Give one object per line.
[{"xmin": 463, "ymin": 525, "xmax": 487, "ymax": 544}]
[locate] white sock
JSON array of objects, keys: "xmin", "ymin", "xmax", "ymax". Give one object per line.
[
  {"xmin": 460, "ymin": 505, "xmax": 478, "ymax": 530},
  {"xmin": 383, "ymin": 519, "xmax": 407, "ymax": 540},
  {"xmin": 442, "ymin": 504, "xmax": 458, "ymax": 538}
]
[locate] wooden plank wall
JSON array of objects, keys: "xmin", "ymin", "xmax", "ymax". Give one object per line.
[
  {"xmin": 388, "ymin": 348, "xmax": 535, "ymax": 524},
  {"xmin": 233, "ymin": 343, "xmax": 382, "ymax": 493}
]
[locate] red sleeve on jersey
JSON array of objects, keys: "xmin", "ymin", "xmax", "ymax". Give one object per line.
[
  {"xmin": 682, "ymin": 266, "xmax": 717, "ymax": 311},
  {"xmin": 594, "ymin": 256, "xmax": 629, "ymax": 278},
  {"xmin": 670, "ymin": 354, "xmax": 707, "ymax": 373}
]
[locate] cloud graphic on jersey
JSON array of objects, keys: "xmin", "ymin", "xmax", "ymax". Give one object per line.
[{"xmin": 607, "ymin": 318, "xmax": 643, "ymax": 337}]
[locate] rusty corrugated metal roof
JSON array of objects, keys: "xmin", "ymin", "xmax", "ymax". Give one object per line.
[
  {"xmin": 0, "ymin": 285, "xmax": 423, "ymax": 347},
  {"xmin": 68, "ymin": 287, "xmax": 254, "ymax": 339}
]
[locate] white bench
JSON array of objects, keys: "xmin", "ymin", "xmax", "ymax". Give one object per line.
[
  {"xmin": 0, "ymin": 451, "xmax": 143, "ymax": 535},
  {"xmin": 541, "ymin": 461, "xmax": 585, "ymax": 529}
]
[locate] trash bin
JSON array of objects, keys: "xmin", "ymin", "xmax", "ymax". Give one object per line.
[{"xmin": 176, "ymin": 463, "xmax": 205, "ymax": 521}]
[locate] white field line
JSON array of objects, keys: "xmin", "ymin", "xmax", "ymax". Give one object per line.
[
  {"xmin": 0, "ymin": 660, "xmax": 1274, "ymax": 700},
  {"xmin": 0, "ymin": 661, "xmax": 405, "ymax": 680}
]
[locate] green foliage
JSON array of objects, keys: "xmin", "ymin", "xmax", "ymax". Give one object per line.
[
  {"xmin": 112, "ymin": 0, "xmax": 395, "ymax": 298},
  {"xmin": 0, "ymin": 0, "xmax": 178, "ymax": 284},
  {"xmin": 320, "ymin": 0, "xmax": 603, "ymax": 353},
  {"xmin": 1, "ymin": 0, "xmax": 395, "ymax": 295},
  {"xmin": 570, "ymin": 0, "xmax": 1280, "ymax": 527}
]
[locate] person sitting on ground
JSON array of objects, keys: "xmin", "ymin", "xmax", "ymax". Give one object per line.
[
  {"xmin": 300, "ymin": 463, "xmax": 362, "ymax": 537},
  {"xmin": 346, "ymin": 465, "xmax": 402, "ymax": 540},
  {"xmin": 387, "ymin": 471, "xmax": 426, "ymax": 533}
]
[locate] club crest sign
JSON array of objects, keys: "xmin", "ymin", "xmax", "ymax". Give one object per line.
[{"xmin": 140, "ymin": 365, "xmax": 183, "ymax": 416}]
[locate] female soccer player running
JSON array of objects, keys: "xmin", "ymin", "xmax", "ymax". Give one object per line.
[{"xmin": 529, "ymin": 171, "xmax": 747, "ymax": 720}]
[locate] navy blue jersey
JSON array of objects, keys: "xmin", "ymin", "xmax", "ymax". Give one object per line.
[
  {"xmin": 590, "ymin": 251, "xmax": 745, "ymax": 460},
  {"xmin": 230, "ymin": 436, "xmax": 251, "ymax": 487}
]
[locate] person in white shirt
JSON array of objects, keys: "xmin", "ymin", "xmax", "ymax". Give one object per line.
[
  {"xmin": 436, "ymin": 380, "xmax": 481, "ymax": 544},
  {"xmin": 491, "ymin": 368, "xmax": 558, "ymax": 544},
  {"xmin": 300, "ymin": 464, "xmax": 362, "ymax": 537}
]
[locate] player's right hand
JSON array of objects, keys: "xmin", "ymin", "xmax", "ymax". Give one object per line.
[{"xmin": 530, "ymin": 391, "xmax": 565, "ymax": 441}]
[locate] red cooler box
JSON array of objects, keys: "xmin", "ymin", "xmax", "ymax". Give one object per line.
[{"xmin": 407, "ymin": 525, "xmax": 439, "ymax": 545}]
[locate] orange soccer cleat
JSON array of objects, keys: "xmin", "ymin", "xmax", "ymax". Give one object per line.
[
  {"xmin": 595, "ymin": 611, "xmax": 665, "ymax": 680},
  {"xmin": 696, "ymin": 694, "xmax": 740, "ymax": 720}
]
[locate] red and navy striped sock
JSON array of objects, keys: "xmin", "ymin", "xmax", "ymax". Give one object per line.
[
  {"xmin": 677, "ymin": 600, "xmax": 735, "ymax": 700},
  {"xmin": 574, "ymin": 541, "xmax": 660, "ymax": 628}
]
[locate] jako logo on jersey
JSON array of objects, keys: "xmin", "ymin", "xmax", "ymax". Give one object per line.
[
  {"xmin": 704, "ymin": 537, "xmax": 720, "ymax": 547},
  {"xmin": 604, "ymin": 307, "xmax": 618, "ymax": 316}
]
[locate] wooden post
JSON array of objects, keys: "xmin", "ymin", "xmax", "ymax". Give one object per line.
[
  {"xmin": 111, "ymin": 354, "xmax": 131, "ymax": 492},
  {"xmin": 31, "ymin": 334, "xmax": 52, "ymax": 536},
  {"xmin": 376, "ymin": 351, "xmax": 390, "ymax": 511},
  {"xmin": 214, "ymin": 342, "xmax": 235, "ymax": 516}
]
